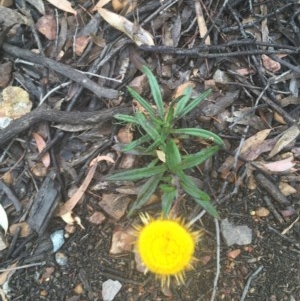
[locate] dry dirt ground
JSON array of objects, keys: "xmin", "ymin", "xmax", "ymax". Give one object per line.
[{"xmin": 0, "ymin": 0, "xmax": 300, "ymax": 301}]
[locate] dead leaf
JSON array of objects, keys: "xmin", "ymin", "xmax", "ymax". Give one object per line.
[
  {"xmin": 9, "ymin": 222, "xmax": 32, "ymax": 237},
  {"xmin": 195, "ymin": 0, "xmax": 210, "ymax": 45},
  {"xmin": 262, "ymin": 156, "xmax": 296, "ymax": 173},
  {"xmin": 57, "ymin": 155, "xmax": 114, "ymax": 216},
  {"xmin": 88, "ymin": 211, "xmax": 106, "ymax": 225},
  {"xmin": 75, "ymin": 36, "xmax": 91, "ymax": 56},
  {"xmin": 95, "ymin": 7, "xmax": 154, "ymax": 46},
  {"xmin": 227, "ymin": 249, "xmax": 241, "ymax": 260},
  {"xmin": 269, "ymin": 125, "xmax": 300, "ymax": 158},
  {"xmin": 262, "ymin": 54, "xmax": 281, "ymax": 72},
  {"xmin": 32, "ymin": 132, "xmax": 51, "ymax": 168},
  {"xmin": 36, "ymin": 15, "xmax": 57, "ymax": 40},
  {"xmin": 173, "ymin": 81, "xmax": 195, "ymax": 99},
  {"xmin": 93, "ymin": 0, "xmax": 112, "ymax": 10},
  {"xmin": 109, "ymin": 225, "xmax": 135, "ymax": 254},
  {"xmin": 46, "ymin": 0, "xmax": 77, "ymax": 15},
  {"xmin": 61, "ymin": 212, "xmax": 84, "ymax": 229},
  {"xmin": 0, "ymin": 261, "xmax": 18, "ymax": 285},
  {"xmin": 26, "ymin": 0, "xmax": 45, "ymax": 15},
  {"xmin": 219, "ymin": 129, "xmax": 271, "ymax": 177},
  {"xmin": 99, "ymin": 193, "xmax": 131, "ymax": 220}
]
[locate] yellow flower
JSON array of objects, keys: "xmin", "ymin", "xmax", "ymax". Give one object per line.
[{"xmin": 135, "ymin": 213, "xmax": 201, "ymax": 287}]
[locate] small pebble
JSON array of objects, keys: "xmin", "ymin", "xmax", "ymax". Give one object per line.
[{"xmin": 55, "ymin": 252, "xmax": 68, "ymax": 266}]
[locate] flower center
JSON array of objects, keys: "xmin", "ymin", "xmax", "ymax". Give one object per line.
[{"xmin": 137, "ymin": 220, "xmax": 195, "ymax": 275}]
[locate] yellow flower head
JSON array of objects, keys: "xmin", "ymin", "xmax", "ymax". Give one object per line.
[{"xmin": 135, "ymin": 213, "xmax": 201, "ymax": 287}]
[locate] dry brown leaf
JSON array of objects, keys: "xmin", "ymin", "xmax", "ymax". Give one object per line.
[
  {"xmin": 99, "ymin": 193, "xmax": 131, "ymax": 220},
  {"xmin": 218, "ymin": 129, "xmax": 271, "ymax": 177},
  {"xmin": 262, "ymin": 156, "xmax": 296, "ymax": 173},
  {"xmin": 88, "ymin": 211, "xmax": 106, "ymax": 225},
  {"xmin": 0, "ymin": 261, "xmax": 18, "ymax": 285},
  {"xmin": 61, "ymin": 212, "xmax": 84, "ymax": 229},
  {"xmin": 57, "ymin": 155, "xmax": 114, "ymax": 216},
  {"xmin": 46, "ymin": 0, "xmax": 77, "ymax": 15},
  {"xmin": 95, "ymin": 7, "xmax": 154, "ymax": 46},
  {"xmin": 194, "ymin": 0, "xmax": 210, "ymax": 45},
  {"xmin": 109, "ymin": 225, "xmax": 135, "ymax": 254},
  {"xmin": 9, "ymin": 222, "xmax": 32, "ymax": 237},
  {"xmin": 262, "ymin": 54, "xmax": 281, "ymax": 73},
  {"xmin": 269, "ymin": 125, "xmax": 300, "ymax": 158},
  {"xmin": 36, "ymin": 15, "xmax": 57, "ymax": 40},
  {"xmin": 32, "ymin": 132, "xmax": 50, "ymax": 168},
  {"xmin": 227, "ymin": 249, "xmax": 241, "ymax": 260},
  {"xmin": 75, "ymin": 36, "xmax": 91, "ymax": 56},
  {"xmin": 93, "ymin": 0, "xmax": 112, "ymax": 10},
  {"xmin": 173, "ymin": 81, "xmax": 195, "ymax": 99}
]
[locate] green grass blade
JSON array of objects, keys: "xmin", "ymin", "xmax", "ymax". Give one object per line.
[
  {"xmin": 180, "ymin": 145, "xmax": 220, "ymax": 170},
  {"xmin": 193, "ymin": 197, "xmax": 219, "ymax": 218},
  {"xmin": 178, "ymin": 172, "xmax": 219, "ymax": 218},
  {"xmin": 178, "ymin": 89, "xmax": 211, "ymax": 118},
  {"xmin": 121, "ymin": 134, "xmax": 152, "ymax": 152},
  {"xmin": 172, "ymin": 128, "xmax": 224, "ymax": 147},
  {"xmin": 173, "ymin": 86, "xmax": 193, "ymax": 118},
  {"xmin": 127, "ymin": 86, "xmax": 156, "ymax": 119},
  {"xmin": 160, "ymin": 184, "xmax": 177, "ymax": 217},
  {"xmin": 128, "ymin": 174, "xmax": 163, "ymax": 216},
  {"xmin": 165, "ymin": 139, "xmax": 182, "ymax": 173},
  {"xmin": 114, "ymin": 114, "xmax": 139, "ymax": 124},
  {"xmin": 104, "ymin": 165, "xmax": 166, "ymax": 181},
  {"xmin": 135, "ymin": 111, "xmax": 161, "ymax": 141},
  {"xmin": 142, "ymin": 66, "xmax": 164, "ymax": 119}
]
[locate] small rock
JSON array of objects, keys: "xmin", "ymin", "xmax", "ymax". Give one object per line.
[
  {"xmin": 55, "ymin": 252, "xmax": 68, "ymax": 266},
  {"xmin": 221, "ymin": 218, "xmax": 252, "ymax": 246},
  {"xmin": 102, "ymin": 279, "xmax": 122, "ymax": 301},
  {"xmin": 50, "ymin": 230, "xmax": 65, "ymax": 252}
]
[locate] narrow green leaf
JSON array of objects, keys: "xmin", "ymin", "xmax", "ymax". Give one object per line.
[
  {"xmin": 173, "ymin": 86, "xmax": 193, "ymax": 118},
  {"xmin": 172, "ymin": 128, "xmax": 224, "ymax": 147},
  {"xmin": 114, "ymin": 114, "xmax": 139, "ymax": 124},
  {"xmin": 121, "ymin": 134, "xmax": 152, "ymax": 152},
  {"xmin": 178, "ymin": 172, "xmax": 219, "ymax": 218},
  {"xmin": 127, "ymin": 86, "xmax": 156, "ymax": 119},
  {"xmin": 128, "ymin": 174, "xmax": 163, "ymax": 216},
  {"xmin": 165, "ymin": 139, "xmax": 181, "ymax": 173},
  {"xmin": 142, "ymin": 66, "xmax": 164, "ymax": 118},
  {"xmin": 194, "ymin": 197, "xmax": 219, "ymax": 218},
  {"xmin": 160, "ymin": 184, "xmax": 177, "ymax": 217},
  {"xmin": 104, "ymin": 165, "xmax": 166, "ymax": 181},
  {"xmin": 178, "ymin": 89, "xmax": 211, "ymax": 118},
  {"xmin": 179, "ymin": 173, "xmax": 210, "ymax": 202},
  {"xmin": 180, "ymin": 145, "xmax": 220, "ymax": 170},
  {"xmin": 135, "ymin": 111, "xmax": 161, "ymax": 141}
]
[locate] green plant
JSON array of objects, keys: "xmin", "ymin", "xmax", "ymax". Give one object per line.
[{"xmin": 105, "ymin": 66, "xmax": 224, "ymax": 218}]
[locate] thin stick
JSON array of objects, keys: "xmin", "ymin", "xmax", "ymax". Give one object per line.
[
  {"xmin": 0, "ymin": 261, "xmax": 46, "ymax": 272},
  {"xmin": 210, "ymin": 218, "xmax": 221, "ymax": 301},
  {"xmin": 239, "ymin": 265, "xmax": 264, "ymax": 301}
]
